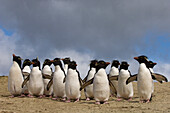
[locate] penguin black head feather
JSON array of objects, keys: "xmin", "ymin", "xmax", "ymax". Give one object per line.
[
  {"xmin": 68, "ymin": 61, "xmax": 77, "ymax": 70},
  {"xmin": 62, "ymin": 57, "xmax": 71, "ymax": 64},
  {"xmin": 134, "ymin": 55, "xmax": 149, "ymax": 64},
  {"xmin": 13, "ymin": 54, "xmax": 22, "ymax": 68},
  {"xmin": 43, "ymin": 59, "xmax": 53, "ymax": 69},
  {"xmin": 22, "ymin": 59, "xmax": 31, "ymax": 69},
  {"xmin": 32, "ymin": 58, "xmax": 41, "ymax": 70},
  {"xmin": 111, "ymin": 60, "xmax": 120, "ymax": 68},
  {"xmin": 96, "ymin": 60, "xmax": 110, "ymax": 73},
  {"xmin": 52, "ymin": 58, "xmax": 62, "ymax": 67},
  {"xmin": 147, "ymin": 61, "xmax": 157, "ymax": 69},
  {"xmin": 89, "ymin": 59, "xmax": 98, "ymax": 69},
  {"xmin": 119, "ymin": 61, "xmax": 129, "ymax": 70}
]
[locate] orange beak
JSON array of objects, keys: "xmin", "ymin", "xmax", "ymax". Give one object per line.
[
  {"xmin": 134, "ymin": 57, "xmax": 138, "ymax": 60},
  {"xmin": 31, "ymin": 62, "xmax": 35, "ymax": 64},
  {"xmin": 51, "ymin": 60, "xmax": 54, "ymax": 63},
  {"xmin": 106, "ymin": 62, "xmax": 110, "ymax": 65},
  {"xmin": 13, "ymin": 54, "xmax": 16, "ymax": 57},
  {"xmin": 153, "ymin": 63, "xmax": 157, "ymax": 65}
]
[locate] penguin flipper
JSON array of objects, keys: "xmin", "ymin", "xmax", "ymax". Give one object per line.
[
  {"xmin": 22, "ymin": 72, "xmax": 30, "ymax": 77},
  {"xmin": 152, "ymin": 73, "xmax": 168, "ymax": 83},
  {"xmin": 22, "ymin": 75, "xmax": 30, "ymax": 88},
  {"xmin": 109, "ymin": 76, "xmax": 118, "ymax": 81},
  {"xmin": 108, "ymin": 79, "xmax": 117, "ymax": 94},
  {"xmin": 80, "ymin": 78, "xmax": 94, "ymax": 91},
  {"xmin": 42, "ymin": 73, "xmax": 53, "ymax": 79},
  {"xmin": 63, "ymin": 77, "xmax": 66, "ymax": 83},
  {"xmin": 82, "ymin": 70, "xmax": 90, "ymax": 83},
  {"xmin": 126, "ymin": 74, "xmax": 137, "ymax": 84},
  {"xmin": 47, "ymin": 78, "xmax": 53, "ymax": 91},
  {"xmin": 77, "ymin": 70, "xmax": 83, "ymax": 87}
]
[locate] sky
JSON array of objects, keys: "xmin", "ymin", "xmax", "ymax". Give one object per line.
[{"xmin": 0, "ymin": 0, "xmax": 170, "ymax": 80}]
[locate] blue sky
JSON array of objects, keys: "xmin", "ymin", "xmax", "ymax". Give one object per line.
[{"xmin": 0, "ymin": 0, "xmax": 170, "ymax": 80}]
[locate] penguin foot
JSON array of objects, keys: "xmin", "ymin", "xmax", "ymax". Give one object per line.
[
  {"xmin": 19, "ymin": 94, "xmax": 26, "ymax": 98},
  {"xmin": 65, "ymin": 99, "xmax": 71, "ymax": 103},
  {"xmin": 74, "ymin": 98, "xmax": 79, "ymax": 103},
  {"xmin": 95, "ymin": 101, "xmax": 100, "ymax": 105},
  {"xmin": 128, "ymin": 97, "xmax": 132, "ymax": 101},
  {"xmin": 145, "ymin": 99, "xmax": 150, "ymax": 103},
  {"xmin": 117, "ymin": 98, "xmax": 122, "ymax": 101},
  {"xmin": 52, "ymin": 97, "xmax": 58, "ymax": 100},
  {"xmin": 86, "ymin": 97, "xmax": 90, "ymax": 101},
  {"xmin": 103, "ymin": 101, "xmax": 109, "ymax": 104},
  {"xmin": 28, "ymin": 94, "xmax": 34, "ymax": 98},
  {"xmin": 9, "ymin": 95, "xmax": 14, "ymax": 98},
  {"xmin": 38, "ymin": 95, "xmax": 43, "ymax": 98},
  {"xmin": 61, "ymin": 97, "xmax": 66, "ymax": 101}
]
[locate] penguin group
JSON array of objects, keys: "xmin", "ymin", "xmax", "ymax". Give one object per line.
[{"xmin": 8, "ymin": 54, "xmax": 168, "ymax": 104}]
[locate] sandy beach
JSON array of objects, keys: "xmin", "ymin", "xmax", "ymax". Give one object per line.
[{"xmin": 0, "ymin": 76, "xmax": 170, "ymax": 113}]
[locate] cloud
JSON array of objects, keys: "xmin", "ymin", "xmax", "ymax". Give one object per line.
[{"xmin": 0, "ymin": 0, "xmax": 170, "ymax": 77}]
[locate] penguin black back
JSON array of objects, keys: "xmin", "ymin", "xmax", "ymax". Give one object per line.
[
  {"xmin": 111, "ymin": 60, "xmax": 120, "ymax": 68},
  {"xmin": 32, "ymin": 58, "xmax": 41, "ymax": 70},
  {"xmin": 22, "ymin": 59, "xmax": 31, "ymax": 69},
  {"xmin": 42, "ymin": 59, "xmax": 52, "ymax": 69},
  {"xmin": 96, "ymin": 60, "xmax": 110, "ymax": 73},
  {"xmin": 13, "ymin": 54, "xmax": 22, "ymax": 69}
]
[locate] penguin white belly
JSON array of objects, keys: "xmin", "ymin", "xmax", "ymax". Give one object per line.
[
  {"xmin": 138, "ymin": 64, "xmax": 152, "ymax": 100},
  {"xmin": 8, "ymin": 62, "xmax": 24, "ymax": 95},
  {"xmin": 85, "ymin": 68, "xmax": 95, "ymax": 98},
  {"xmin": 117, "ymin": 70, "xmax": 133, "ymax": 98},
  {"xmin": 42, "ymin": 66, "xmax": 53, "ymax": 95},
  {"xmin": 28, "ymin": 67, "xmax": 44, "ymax": 96},
  {"xmin": 65, "ymin": 69, "xmax": 81, "ymax": 99},
  {"xmin": 109, "ymin": 67, "xmax": 119, "ymax": 94},
  {"xmin": 53, "ymin": 70, "xmax": 66, "ymax": 97},
  {"xmin": 93, "ymin": 69, "xmax": 110, "ymax": 102},
  {"xmin": 22, "ymin": 66, "xmax": 31, "ymax": 94},
  {"xmin": 149, "ymin": 68, "xmax": 154, "ymax": 94}
]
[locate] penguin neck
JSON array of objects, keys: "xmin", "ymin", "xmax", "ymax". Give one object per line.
[
  {"xmin": 64, "ymin": 64, "xmax": 68, "ymax": 71},
  {"xmin": 14, "ymin": 61, "xmax": 21, "ymax": 69},
  {"xmin": 109, "ymin": 66, "xmax": 119, "ymax": 76},
  {"xmin": 90, "ymin": 67, "xmax": 96, "ymax": 71},
  {"xmin": 22, "ymin": 65, "xmax": 31, "ymax": 73},
  {"xmin": 13, "ymin": 61, "xmax": 21, "ymax": 69},
  {"xmin": 149, "ymin": 68, "xmax": 154, "ymax": 73},
  {"xmin": 55, "ymin": 65, "xmax": 62, "ymax": 71},
  {"xmin": 32, "ymin": 66, "xmax": 40, "ymax": 71}
]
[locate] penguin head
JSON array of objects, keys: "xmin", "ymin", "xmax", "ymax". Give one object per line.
[
  {"xmin": 12, "ymin": 54, "xmax": 22, "ymax": 68},
  {"xmin": 134, "ymin": 55, "xmax": 149, "ymax": 64},
  {"xmin": 89, "ymin": 59, "xmax": 98, "ymax": 68},
  {"xmin": 68, "ymin": 61, "xmax": 77, "ymax": 70},
  {"xmin": 22, "ymin": 59, "xmax": 31, "ymax": 69},
  {"xmin": 52, "ymin": 58, "xmax": 62, "ymax": 67},
  {"xmin": 61, "ymin": 57, "xmax": 71, "ymax": 64},
  {"xmin": 96, "ymin": 60, "xmax": 110, "ymax": 70},
  {"xmin": 32, "ymin": 58, "xmax": 41, "ymax": 70},
  {"xmin": 147, "ymin": 61, "xmax": 157, "ymax": 68},
  {"xmin": 43, "ymin": 59, "xmax": 53, "ymax": 68},
  {"xmin": 119, "ymin": 61, "xmax": 129, "ymax": 70},
  {"xmin": 111, "ymin": 60, "xmax": 120, "ymax": 68}
]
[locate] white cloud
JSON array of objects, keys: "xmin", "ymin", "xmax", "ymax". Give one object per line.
[
  {"xmin": 49, "ymin": 49, "xmax": 95, "ymax": 78},
  {"xmin": 0, "ymin": 29, "xmax": 16, "ymax": 75}
]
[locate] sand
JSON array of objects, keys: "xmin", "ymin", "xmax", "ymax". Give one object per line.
[{"xmin": 0, "ymin": 76, "xmax": 170, "ymax": 113}]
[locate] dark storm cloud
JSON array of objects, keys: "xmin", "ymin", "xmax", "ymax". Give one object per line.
[{"xmin": 1, "ymin": 0, "xmax": 170, "ymax": 60}]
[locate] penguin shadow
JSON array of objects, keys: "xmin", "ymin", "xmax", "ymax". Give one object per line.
[
  {"xmin": 1, "ymin": 94, "xmax": 11, "ymax": 97},
  {"xmin": 80, "ymin": 101, "xmax": 95, "ymax": 104}
]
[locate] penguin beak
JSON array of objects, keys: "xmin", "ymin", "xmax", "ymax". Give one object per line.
[
  {"xmin": 61, "ymin": 58, "xmax": 64, "ymax": 60},
  {"xmin": 134, "ymin": 57, "xmax": 138, "ymax": 60},
  {"xmin": 13, "ymin": 54, "xmax": 16, "ymax": 57},
  {"xmin": 31, "ymin": 62, "xmax": 35, "ymax": 64},
  {"xmin": 106, "ymin": 62, "xmax": 110, "ymax": 65},
  {"xmin": 153, "ymin": 63, "xmax": 157, "ymax": 65},
  {"xmin": 51, "ymin": 60, "xmax": 54, "ymax": 63}
]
